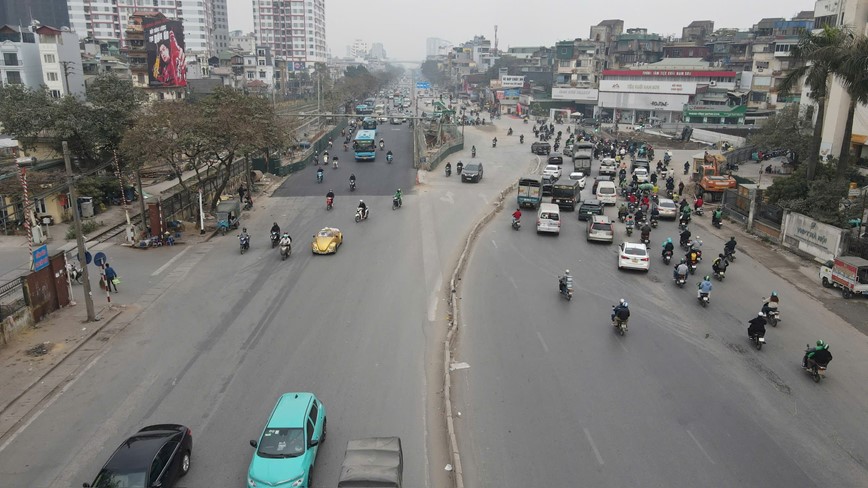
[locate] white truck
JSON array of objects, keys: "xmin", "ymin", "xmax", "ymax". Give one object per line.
[{"xmin": 819, "ymin": 256, "xmax": 868, "ymax": 298}]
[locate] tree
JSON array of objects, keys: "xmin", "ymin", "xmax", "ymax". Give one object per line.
[
  {"xmin": 765, "ymin": 158, "xmax": 867, "ymax": 226},
  {"xmin": 831, "ymin": 34, "xmax": 868, "ymax": 179},
  {"xmin": 0, "ymin": 84, "xmax": 55, "ymax": 154},
  {"xmin": 776, "ymin": 26, "xmax": 850, "ymax": 181},
  {"xmin": 746, "ymin": 104, "xmax": 813, "ymax": 164}
]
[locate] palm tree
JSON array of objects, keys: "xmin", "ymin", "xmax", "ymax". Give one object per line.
[
  {"xmin": 831, "ymin": 34, "xmax": 868, "ymax": 179},
  {"xmin": 777, "ymin": 26, "xmax": 850, "ymax": 181}
]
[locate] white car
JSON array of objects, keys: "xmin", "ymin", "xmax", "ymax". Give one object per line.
[
  {"xmin": 569, "ymin": 171, "xmax": 587, "ymax": 189},
  {"xmin": 543, "ymin": 165, "xmax": 562, "ymax": 179},
  {"xmin": 618, "ymin": 242, "xmax": 650, "ymax": 271},
  {"xmin": 633, "ymin": 167, "xmax": 649, "ymax": 183}
]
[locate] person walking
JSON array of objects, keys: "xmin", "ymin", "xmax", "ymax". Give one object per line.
[{"xmin": 104, "ymin": 263, "xmax": 119, "ymax": 293}]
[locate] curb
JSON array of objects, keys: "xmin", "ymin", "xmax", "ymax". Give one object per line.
[
  {"xmin": 0, "ymin": 306, "xmax": 123, "ymax": 418},
  {"xmin": 442, "ymin": 155, "xmax": 542, "ymax": 488}
]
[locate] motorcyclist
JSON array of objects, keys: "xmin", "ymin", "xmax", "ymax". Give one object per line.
[
  {"xmin": 627, "ymin": 192, "xmax": 638, "ymax": 207},
  {"xmin": 611, "ymin": 299, "xmax": 630, "ymax": 326},
  {"xmin": 634, "ymin": 208, "xmax": 646, "ymax": 224},
  {"xmin": 316, "ymin": 166, "xmax": 324, "ymax": 181},
  {"xmin": 748, "ymin": 312, "xmax": 767, "ymax": 339},
  {"xmin": 698, "ymin": 275, "xmax": 713, "ymax": 299},
  {"xmin": 680, "ymin": 228, "xmax": 691, "ymax": 247},
  {"xmin": 279, "ymin": 232, "xmax": 292, "ymax": 247},
  {"xmin": 270, "ymin": 222, "xmax": 281, "ymax": 236},
  {"xmin": 624, "ymin": 213, "xmax": 635, "ymax": 230},
  {"xmin": 650, "ymin": 205, "xmax": 660, "ymax": 222},
  {"xmin": 712, "ymin": 253, "xmax": 728, "ymax": 275},
  {"xmin": 761, "ymin": 291, "xmax": 780, "ymax": 316},
  {"xmin": 379, "ymin": 138, "xmax": 385, "ymax": 150},
  {"xmin": 349, "ymin": 173, "xmax": 356, "ymax": 186},
  {"xmin": 357, "ymin": 199, "xmax": 368, "ymax": 219},
  {"xmin": 662, "ymin": 237, "xmax": 674, "ymax": 257},
  {"xmin": 712, "ymin": 207, "xmax": 723, "ymax": 226},
  {"xmin": 640, "ymin": 221, "xmax": 652, "ymax": 241},
  {"xmin": 239, "ymin": 227, "xmax": 250, "ymax": 248},
  {"xmin": 559, "ymin": 269, "xmax": 572, "ymax": 295},
  {"xmin": 687, "ymin": 247, "xmax": 701, "ymax": 267},
  {"xmin": 618, "ymin": 203, "xmax": 629, "ymax": 222},
  {"xmin": 445, "ymin": 162, "xmax": 452, "ymax": 174},
  {"xmin": 471, "ymin": 145, "xmax": 476, "ymax": 157},
  {"xmin": 512, "ymin": 208, "xmax": 522, "ymax": 225},
  {"xmin": 694, "ymin": 195, "xmax": 704, "ymax": 212},
  {"xmin": 519, "ymin": 134, "xmax": 524, "ymax": 143},
  {"xmin": 803, "ymin": 340, "xmax": 832, "ymax": 368},
  {"xmin": 386, "ymin": 149, "xmax": 393, "ymax": 161},
  {"xmin": 393, "ymin": 188, "xmax": 403, "ymax": 206},
  {"xmin": 673, "ymin": 258, "xmax": 689, "ymax": 280},
  {"xmin": 684, "ymin": 161, "xmax": 690, "ymax": 173},
  {"xmin": 724, "ymin": 237, "xmax": 737, "ymax": 256},
  {"xmin": 456, "ymin": 161, "xmax": 464, "ymax": 173},
  {"xmin": 492, "ymin": 137, "xmax": 498, "ymax": 147}
]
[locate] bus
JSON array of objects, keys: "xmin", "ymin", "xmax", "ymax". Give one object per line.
[
  {"xmin": 362, "ymin": 117, "xmax": 378, "ymax": 131},
  {"xmin": 355, "ymin": 104, "xmax": 373, "ymax": 115},
  {"xmin": 517, "ymin": 175, "xmax": 543, "ymax": 208},
  {"xmin": 353, "ymin": 130, "xmax": 377, "ymax": 161}
]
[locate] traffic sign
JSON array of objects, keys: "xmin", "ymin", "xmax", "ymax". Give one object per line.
[
  {"xmin": 84, "ymin": 251, "xmax": 92, "ymax": 265},
  {"xmin": 94, "ymin": 252, "xmax": 107, "ymax": 267},
  {"xmin": 32, "ymin": 245, "xmax": 49, "ymax": 272},
  {"xmin": 416, "ymin": 81, "xmax": 431, "ymax": 89}
]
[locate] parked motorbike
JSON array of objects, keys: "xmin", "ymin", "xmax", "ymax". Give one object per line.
[
  {"xmin": 512, "ymin": 217, "xmax": 521, "ymax": 230},
  {"xmin": 66, "ymin": 263, "xmax": 83, "ymax": 284},
  {"xmin": 559, "ymin": 275, "xmax": 574, "ymax": 300},
  {"xmin": 270, "ymin": 231, "xmax": 279, "ymax": 248},
  {"xmin": 280, "ymin": 241, "xmax": 292, "ymax": 261},
  {"xmin": 239, "ymin": 234, "xmax": 250, "ymax": 255},
  {"xmin": 326, "ymin": 196, "xmax": 334, "ymax": 211},
  {"xmin": 355, "ymin": 207, "xmax": 369, "ymax": 223}
]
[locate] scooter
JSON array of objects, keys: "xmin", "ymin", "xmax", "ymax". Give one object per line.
[
  {"xmin": 316, "ymin": 172, "xmax": 324, "ymax": 184},
  {"xmin": 559, "ymin": 276, "xmax": 574, "ymax": 300},
  {"xmin": 612, "ymin": 315, "xmax": 628, "ymax": 336},
  {"xmin": 280, "ymin": 241, "xmax": 292, "ymax": 261},
  {"xmin": 392, "ymin": 196, "xmax": 402, "ymax": 210},
  {"xmin": 641, "ymin": 232, "xmax": 650, "ymax": 245},
  {"xmin": 243, "ymin": 198, "xmax": 253, "ymax": 211},
  {"xmin": 724, "ymin": 248, "xmax": 736, "ymax": 262},
  {"xmin": 695, "ymin": 206, "xmax": 704, "ymax": 216},
  {"xmin": 471, "ymin": 148, "xmax": 476, "ymax": 158},
  {"xmin": 270, "ymin": 231, "xmax": 279, "ymax": 248},
  {"xmin": 697, "ymin": 290, "xmax": 710, "ymax": 307},
  {"xmin": 355, "ymin": 207, "xmax": 369, "ymax": 223},
  {"xmin": 662, "ymin": 249, "xmax": 673, "ymax": 264},
  {"xmin": 445, "ymin": 166, "xmax": 452, "ymax": 177},
  {"xmin": 650, "ymin": 217, "xmax": 658, "ymax": 228},
  {"xmin": 625, "ymin": 221, "xmax": 634, "ymax": 236},
  {"xmin": 333, "ymin": 159, "xmax": 339, "ymax": 169},
  {"xmin": 239, "ymin": 234, "xmax": 250, "ymax": 255},
  {"xmin": 386, "ymin": 153, "xmax": 393, "ymax": 164},
  {"xmin": 712, "ymin": 216, "xmax": 723, "ymax": 229},
  {"xmin": 457, "ymin": 163, "xmax": 464, "ymax": 174},
  {"xmin": 66, "ymin": 263, "xmax": 83, "ymax": 284},
  {"xmin": 713, "ymin": 269, "xmax": 725, "ymax": 280},
  {"xmin": 803, "ymin": 349, "xmax": 829, "ymax": 383},
  {"xmin": 674, "ymin": 274, "xmax": 687, "ymax": 288},
  {"xmin": 512, "ymin": 217, "xmax": 521, "ymax": 230},
  {"xmin": 688, "ymin": 260, "xmax": 699, "ymax": 275},
  {"xmin": 492, "ymin": 139, "xmax": 497, "ymax": 148},
  {"xmin": 326, "ymin": 196, "xmax": 334, "ymax": 211},
  {"xmin": 750, "ymin": 331, "xmax": 766, "ymax": 350},
  {"xmin": 350, "ymin": 180, "xmax": 356, "ymax": 192}
]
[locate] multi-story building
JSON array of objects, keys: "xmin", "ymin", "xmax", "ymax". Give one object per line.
[
  {"xmin": 663, "ymin": 41, "xmax": 710, "ymax": 60},
  {"xmin": 589, "ymin": 19, "xmax": 623, "ymax": 70},
  {"xmin": 426, "ymin": 37, "xmax": 452, "ymax": 58},
  {"xmin": 0, "ymin": 0, "xmax": 71, "ymax": 30},
  {"xmin": 554, "ymin": 39, "xmax": 602, "ymax": 89},
  {"xmin": 613, "ymin": 28, "xmax": 664, "ymax": 67},
  {"xmin": 252, "ymin": 0, "xmax": 327, "ymax": 70},
  {"xmin": 81, "ymin": 39, "xmax": 132, "ymax": 84},
  {"xmin": 682, "ymin": 20, "xmax": 715, "ymax": 43},
  {"xmin": 0, "ymin": 25, "xmax": 45, "ymax": 88},
  {"xmin": 747, "ymin": 15, "xmax": 814, "ymax": 110},
  {"xmin": 67, "ymin": 0, "xmax": 227, "ymax": 57},
  {"xmin": 0, "ymin": 24, "xmax": 84, "ymax": 97},
  {"xmin": 806, "ymin": 0, "xmax": 868, "ymax": 162},
  {"xmin": 350, "ymin": 39, "xmax": 369, "ymax": 58},
  {"xmin": 229, "ymin": 30, "xmax": 256, "ymax": 54},
  {"xmin": 240, "ymin": 45, "xmax": 275, "ymax": 90},
  {"xmin": 369, "ymin": 43, "xmax": 386, "ymax": 60}
]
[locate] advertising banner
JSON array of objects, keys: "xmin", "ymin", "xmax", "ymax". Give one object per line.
[
  {"xmin": 292, "ymin": 62, "xmax": 307, "ymax": 71},
  {"xmin": 552, "ymin": 87, "xmax": 599, "ymax": 101},
  {"xmin": 600, "ymin": 80, "xmax": 697, "ymax": 95},
  {"xmin": 145, "ymin": 17, "xmax": 187, "ymax": 87},
  {"xmin": 598, "ymin": 92, "xmax": 689, "ymax": 111},
  {"xmin": 504, "ymin": 88, "xmax": 520, "ymax": 97},
  {"xmin": 500, "ymin": 75, "xmax": 525, "ymax": 88}
]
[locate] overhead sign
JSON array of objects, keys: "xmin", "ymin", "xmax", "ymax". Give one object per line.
[
  {"xmin": 552, "ymin": 87, "xmax": 599, "ymax": 101},
  {"xmin": 416, "ymin": 81, "xmax": 431, "ymax": 89},
  {"xmin": 500, "ymin": 75, "xmax": 525, "ymax": 88},
  {"xmin": 32, "ymin": 244, "xmax": 49, "ymax": 272},
  {"xmin": 600, "ymin": 80, "xmax": 697, "ymax": 95}
]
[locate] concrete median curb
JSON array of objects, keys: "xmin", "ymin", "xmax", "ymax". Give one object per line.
[{"xmin": 442, "ymin": 155, "xmax": 542, "ymax": 488}]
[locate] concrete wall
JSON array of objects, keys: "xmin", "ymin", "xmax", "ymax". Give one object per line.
[
  {"xmin": 780, "ymin": 210, "xmax": 847, "ymax": 261},
  {"xmin": 690, "ymin": 128, "xmax": 746, "ymax": 147},
  {"xmin": 0, "ymin": 307, "xmax": 34, "ymax": 347}
]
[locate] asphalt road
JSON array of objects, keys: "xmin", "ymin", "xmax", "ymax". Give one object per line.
[
  {"xmin": 0, "ymin": 107, "xmax": 544, "ymax": 487},
  {"xmin": 453, "ymin": 156, "xmax": 868, "ymax": 487}
]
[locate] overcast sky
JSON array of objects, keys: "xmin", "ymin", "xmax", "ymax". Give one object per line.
[{"xmin": 226, "ymin": 0, "xmax": 816, "ymax": 61}]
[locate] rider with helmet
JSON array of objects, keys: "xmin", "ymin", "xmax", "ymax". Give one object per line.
[
  {"xmin": 712, "ymin": 253, "xmax": 728, "ymax": 275},
  {"xmin": 559, "ymin": 269, "xmax": 572, "ymax": 295},
  {"xmin": 674, "ymin": 258, "xmax": 689, "ymax": 280},
  {"xmin": 698, "ymin": 275, "xmax": 713, "ymax": 299},
  {"xmin": 803, "ymin": 340, "xmax": 833, "ymax": 368},
  {"xmin": 357, "ymin": 199, "xmax": 368, "ymax": 219},
  {"xmin": 748, "ymin": 312, "xmax": 767, "ymax": 339},
  {"xmin": 611, "ymin": 299, "xmax": 630, "ymax": 325},
  {"xmin": 761, "ymin": 291, "xmax": 780, "ymax": 316},
  {"xmin": 662, "ymin": 237, "xmax": 674, "ymax": 257},
  {"xmin": 393, "ymin": 188, "xmax": 403, "ymax": 206}
]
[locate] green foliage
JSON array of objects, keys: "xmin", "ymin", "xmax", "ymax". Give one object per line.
[
  {"xmin": 65, "ymin": 219, "xmax": 104, "ymax": 240},
  {"xmin": 0, "ymin": 84, "xmax": 55, "ymax": 153},
  {"xmin": 74, "ymin": 175, "xmax": 119, "ymax": 204},
  {"xmin": 746, "ymin": 105, "xmax": 812, "ymax": 163},
  {"xmin": 765, "ymin": 160, "xmax": 865, "ymax": 226}
]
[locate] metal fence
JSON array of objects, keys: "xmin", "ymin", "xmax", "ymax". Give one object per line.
[
  {"xmin": 757, "ymin": 201, "xmax": 784, "ymax": 226},
  {"xmin": 843, "ymin": 233, "xmax": 868, "ymax": 259},
  {"xmin": 0, "ymin": 277, "xmax": 26, "ymax": 321},
  {"xmin": 722, "ymin": 189, "xmax": 750, "ymax": 224}
]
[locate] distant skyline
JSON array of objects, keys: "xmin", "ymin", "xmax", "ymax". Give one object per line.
[{"xmin": 227, "ymin": 0, "xmax": 817, "ymax": 61}]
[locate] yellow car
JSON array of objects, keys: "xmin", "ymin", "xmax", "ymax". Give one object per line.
[{"xmin": 311, "ymin": 227, "xmax": 343, "ymax": 254}]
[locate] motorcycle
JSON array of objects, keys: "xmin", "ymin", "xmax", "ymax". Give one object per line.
[
  {"xmin": 712, "ymin": 216, "xmax": 722, "ymax": 229},
  {"xmin": 66, "ymin": 263, "xmax": 83, "ymax": 284},
  {"xmin": 641, "ymin": 232, "xmax": 650, "ymax": 245},
  {"xmin": 713, "ymin": 268, "xmax": 725, "ymax": 280},
  {"xmin": 512, "ymin": 217, "xmax": 521, "ymax": 230},
  {"xmin": 625, "ymin": 221, "xmax": 634, "ymax": 236},
  {"xmin": 239, "ymin": 234, "xmax": 250, "ymax": 255},
  {"xmin": 471, "ymin": 148, "xmax": 476, "ymax": 158},
  {"xmin": 612, "ymin": 314, "xmax": 628, "ymax": 336},
  {"xmin": 688, "ymin": 260, "xmax": 698, "ymax": 275},
  {"xmin": 316, "ymin": 172, "xmax": 324, "ymax": 184},
  {"xmin": 697, "ymin": 290, "xmax": 710, "ymax": 307},
  {"xmin": 559, "ymin": 276, "xmax": 574, "ymax": 300},
  {"xmin": 675, "ymin": 274, "xmax": 687, "ymax": 288},
  {"xmin": 445, "ymin": 166, "xmax": 452, "ymax": 177},
  {"xmin": 350, "ymin": 180, "xmax": 356, "ymax": 192},
  {"xmin": 457, "ymin": 163, "xmax": 464, "ymax": 174},
  {"xmin": 662, "ymin": 249, "xmax": 673, "ymax": 264},
  {"xmin": 270, "ymin": 231, "xmax": 279, "ymax": 248},
  {"xmin": 803, "ymin": 347, "xmax": 829, "ymax": 383},
  {"xmin": 650, "ymin": 217, "xmax": 658, "ymax": 228},
  {"xmin": 355, "ymin": 207, "xmax": 369, "ymax": 223},
  {"xmin": 243, "ymin": 198, "xmax": 253, "ymax": 211},
  {"xmin": 387, "ymin": 154, "xmax": 393, "ymax": 164},
  {"xmin": 326, "ymin": 196, "xmax": 334, "ymax": 211},
  {"xmin": 695, "ymin": 206, "xmax": 704, "ymax": 216},
  {"xmin": 507, "ymin": 128, "xmax": 513, "ymax": 136},
  {"xmin": 750, "ymin": 331, "xmax": 766, "ymax": 350},
  {"xmin": 724, "ymin": 248, "xmax": 736, "ymax": 262},
  {"xmin": 279, "ymin": 241, "xmax": 292, "ymax": 261},
  {"xmin": 492, "ymin": 139, "xmax": 497, "ymax": 148},
  {"xmin": 392, "ymin": 196, "xmax": 402, "ymax": 210},
  {"xmin": 519, "ymin": 135, "xmax": 524, "ymax": 144},
  {"xmin": 333, "ymin": 159, "xmax": 339, "ymax": 169}
]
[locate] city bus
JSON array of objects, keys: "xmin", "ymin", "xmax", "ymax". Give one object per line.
[
  {"xmin": 362, "ymin": 117, "xmax": 378, "ymax": 131},
  {"xmin": 355, "ymin": 104, "xmax": 373, "ymax": 115},
  {"xmin": 353, "ymin": 129, "xmax": 377, "ymax": 161}
]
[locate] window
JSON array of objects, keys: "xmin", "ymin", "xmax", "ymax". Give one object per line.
[
  {"xmin": 258, "ymin": 59, "xmax": 265, "ymax": 65},
  {"xmin": 259, "ymin": 70, "xmax": 266, "ymax": 78},
  {"xmin": 306, "ymin": 418, "xmax": 315, "ymax": 445},
  {"xmin": 247, "ymin": 72, "xmax": 254, "ymax": 79},
  {"xmin": 46, "ymin": 72, "xmax": 59, "ymax": 81},
  {"xmin": 6, "ymin": 71, "xmax": 22, "ymax": 84},
  {"xmin": 34, "ymin": 198, "xmax": 47, "ymax": 214},
  {"xmin": 43, "ymin": 53, "xmax": 56, "ymax": 63},
  {"xmin": 308, "ymin": 401, "xmax": 318, "ymax": 424},
  {"xmin": 50, "ymin": 89, "xmax": 61, "ymax": 98},
  {"xmin": 3, "ymin": 53, "xmax": 19, "ymax": 65}
]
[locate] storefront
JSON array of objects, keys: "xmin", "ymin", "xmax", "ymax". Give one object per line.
[
  {"xmin": 551, "ymin": 87, "xmax": 599, "ymax": 119},
  {"xmin": 597, "ymin": 92, "xmax": 690, "ymax": 124},
  {"xmin": 682, "ymin": 105, "xmax": 747, "ymax": 125}
]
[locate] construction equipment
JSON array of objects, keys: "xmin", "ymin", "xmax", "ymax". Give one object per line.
[{"xmin": 692, "ymin": 152, "xmax": 736, "ymax": 200}]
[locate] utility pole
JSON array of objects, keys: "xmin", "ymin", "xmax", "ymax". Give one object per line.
[
  {"xmin": 136, "ymin": 169, "xmax": 148, "ymax": 237},
  {"xmin": 63, "ymin": 142, "xmax": 97, "ymax": 322}
]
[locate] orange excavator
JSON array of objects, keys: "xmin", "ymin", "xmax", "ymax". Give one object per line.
[{"xmin": 691, "ymin": 152, "xmax": 736, "ymax": 200}]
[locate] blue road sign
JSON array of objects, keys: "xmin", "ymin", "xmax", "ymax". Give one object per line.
[
  {"xmin": 416, "ymin": 81, "xmax": 431, "ymax": 89},
  {"xmin": 33, "ymin": 245, "xmax": 49, "ymax": 272},
  {"xmin": 84, "ymin": 251, "xmax": 92, "ymax": 265},
  {"xmin": 94, "ymin": 252, "xmax": 107, "ymax": 267}
]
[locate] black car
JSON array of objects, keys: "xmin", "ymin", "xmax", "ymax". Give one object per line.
[
  {"xmin": 547, "ymin": 152, "xmax": 564, "ymax": 165},
  {"xmin": 531, "ymin": 142, "xmax": 551, "ymax": 155},
  {"xmin": 462, "ymin": 161, "xmax": 484, "ymax": 183},
  {"xmin": 84, "ymin": 424, "xmax": 193, "ymax": 488},
  {"xmin": 577, "ymin": 199, "xmax": 605, "ymax": 221}
]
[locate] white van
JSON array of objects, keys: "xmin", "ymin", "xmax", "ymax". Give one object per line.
[
  {"xmin": 595, "ymin": 180, "xmax": 617, "ymax": 205},
  {"xmin": 536, "ymin": 203, "xmax": 561, "ymax": 234}
]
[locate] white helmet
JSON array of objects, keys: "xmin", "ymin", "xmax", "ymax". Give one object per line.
[
  {"xmin": 758, "ymin": 312, "xmax": 766, "ymax": 317},
  {"xmin": 565, "ymin": 269, "xmax": 571, "ymax": 275},
  {"xmin": 619, "ymin": 298, "xmax": 626, "ymax": 305}
]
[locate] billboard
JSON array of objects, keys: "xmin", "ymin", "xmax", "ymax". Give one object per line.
[
  {"xmin": 598, "ymin": 92, "xmax": 689, "ymax": 111},
  {"xmin": 552, "ymin": 87, "xmax": 598, "ymax": 101},
  {"xmin": 145, "ymin": 17, "xmax": 187, "ymax": 87},
  {"xmin": 500, "ymin": 75, "xmax": 525, "ymax": 88},
  {"xmin": 600, "ymin": 80, "xmax": 697, "ymax": 95}
]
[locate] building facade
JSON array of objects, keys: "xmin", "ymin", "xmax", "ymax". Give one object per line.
[
  {"xmin": 613, "ymin": 28, "xmax": 664, "ymax": 67},
  {"xmin": 252, "ymin": 0, "xmax": 327, "ymax": 70},
  {"xmin": 0, "ymin": 25, "xmax": 46, "ymax": 89},
  {"xmin": 0, "ymin": 0, "xmax": 71, "ymax": 30},
  {"xmin": 426, "ymin": 37, "xmax": 452, "ymax": 57},
  {"xmin": 35, "ymin": 25, "xmax": 86, "ymax": 98}
]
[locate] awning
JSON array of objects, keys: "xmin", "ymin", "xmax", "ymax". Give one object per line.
[{"xmin": 851, "ymin": 134, "xmax": 868, "ymax": 146}]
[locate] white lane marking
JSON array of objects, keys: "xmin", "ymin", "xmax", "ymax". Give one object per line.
[
  {"xmin": 427, "ymin": 274, "xmax": 442, "ymax": 321},
  {"xmin": 0, "ymin": 351, "xmax": 103, "ymax": 453},
  {"xmin": 583, "ymin": 427, "xmax": 605, "ymax": 465},
  {"xmin": 536, "ymin": 331, "xmax": 549, "ymax": 353},
  {"xmin": 508, "ymin": 277, "xmax": 517, "ymax": 289},
  {"xmin": 449, "ymin": 362, "xmax": 470, "ymax": 371},
  {"xmin": 491, "ymin": 240, "xmax": 497, "ymax": 249},
  {"xmin": 151, "ymin": 246, "xmax": 191, "ymax": 276},
  {"xmin": 686, "ymin": 429, "xmax": 716, "ymax": 464}
]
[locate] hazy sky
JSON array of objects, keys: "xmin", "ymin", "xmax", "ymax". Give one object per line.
[{"xmin": 227, "ymin": 0, "xmax": 817, "ymax": 61}]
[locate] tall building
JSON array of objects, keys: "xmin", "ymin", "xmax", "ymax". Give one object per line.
[
  {"xmin": 252, "ymin": 0, "xmax": 327, "ymax": 70},
  {"xmin": 426, "ymin": 37, "xmax": 452, "ymax": 57},
  {"xmin": 350, "ymin": 39, "xmax": 369, "ymax": 58},
  {"xmin": 0, "ymin": 0, "xmax": 71, "ymax": 29},
  {"xmin": 66, "ymin": 0, "xmax": 227, "ymax": 56},
  {"xmin": 229, "ymin": 30, "xmax": 256, "ymax": 53},
  {"xmin": 369, "ymin": 42, "xmax": 386, "ymax": 60},
  {"xmin": 0, "ymin": 24, "xmax": 85, "ymax": 97}
]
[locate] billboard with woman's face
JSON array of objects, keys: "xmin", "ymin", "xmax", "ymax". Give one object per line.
[{"xmin": 144, "ymin": 17, "xmax": 187, "ymax": 87}]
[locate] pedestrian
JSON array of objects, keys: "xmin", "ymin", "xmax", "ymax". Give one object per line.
[
  {"xmin": 104, "ymin": 263, "xmax": 119, "ymax": 293},
  {"xmin": 238, "ymin": 184, "xmax": 246, "ymax": 203},
  {"xmin": 678, "ymin": 181, "xmax": 685, "ymax": 195}
]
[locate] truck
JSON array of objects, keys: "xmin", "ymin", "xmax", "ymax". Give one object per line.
[
  {"xmin": 573, "ymin": 156, "xmax": 592, "ymax": 176},
  {"xmin": 819, "ymin": 256, "xmax": 868, "ymax": 298},
  {"xmin": 338, "ymin": 437, "xmax": 403, "ymax": 488},
  {"xmin": 551, "ymin": 179, "xmax": 581, "ymax": 210},
  {"xmin": 517, "ymin": 175, "xmax": 543, "ymax": 208},
  {"xmin": 573, "ymin": 141, "xmax": 594, "ymax": 160}
]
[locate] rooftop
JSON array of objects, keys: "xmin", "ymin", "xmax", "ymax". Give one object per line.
[{"xmin": 645, "ymin": 58, "xmax": 711, "ymax": 68}]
